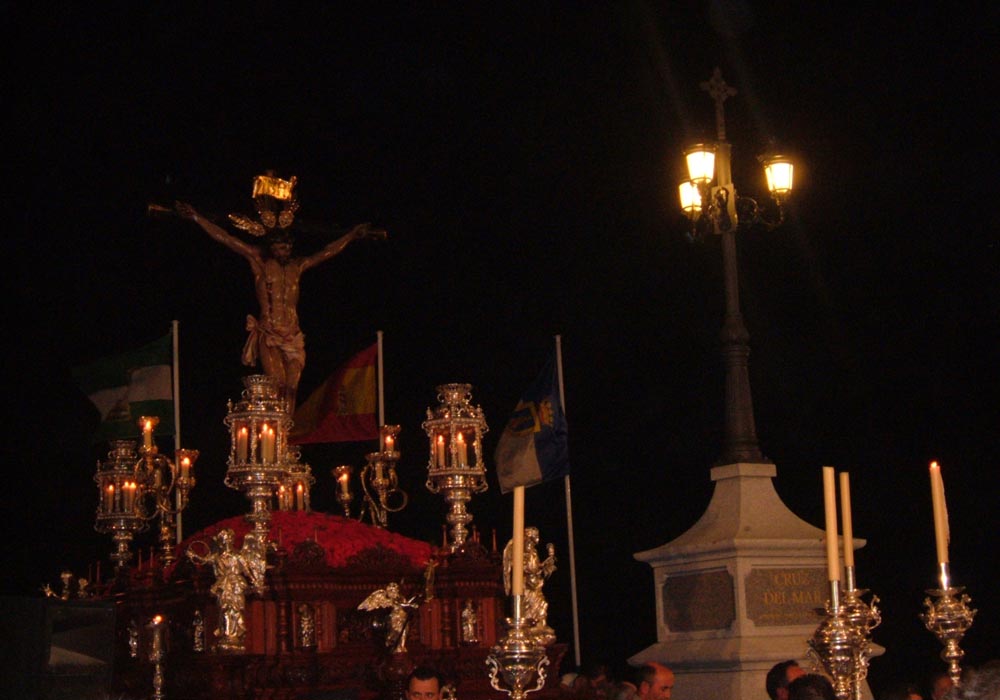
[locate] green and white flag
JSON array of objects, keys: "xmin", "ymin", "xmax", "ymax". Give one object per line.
[{"xmin": 73, "ymin": 333, "xmax": 174, "ymax": 442}]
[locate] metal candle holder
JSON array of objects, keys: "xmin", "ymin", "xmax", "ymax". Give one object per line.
[
  {"xmin": 486, "ymin": 596, "xmax": 550, "ymax": 700},
  {"xmin": 360, "ymin": 425, "xmax": 407, "ymax": 528},
  {"xmin": 332, "ymin": 464, "xmax": 354, "ymax": 517},
  {"xmin": 148, "ymin": 614, "xmax": 166, "ymax": 700},
  {"xmin": 94, "ymin": 430, "xmax": 197, "ymax": 571},
  {"xmin": 224, "ymin": 375, "xmax": 311, "ymax": 538},
  {"xmin": 423, "ymin": 384, "xmax": 489, "ymax": 550},
  {"xmin": 808, "ymin": 582, "xmax": 867, "ymax": 700},
  {"xmin": 922, "ymin": 562, "xmax": 976, "ymax": 688},
  {"xmin": 839, "ymin": 566, "xmax": 881, "ymax": 700}
]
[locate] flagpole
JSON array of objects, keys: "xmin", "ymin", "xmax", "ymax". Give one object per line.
[
  {"xmin": 377, "ymin": 331, "xmax": 385, "ymax": 449},
  {"xmin": 555, "ymin": 335, "xmax": 582, "ymax": 669},
  {"xmin": 172, "ymin": 320, "xmax": 183, "ymax": 544}
]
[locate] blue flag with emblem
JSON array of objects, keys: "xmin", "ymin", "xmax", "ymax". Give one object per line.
[{"xmin": 495, "ymin": 350, "xmax": 570, "ymax": 493}]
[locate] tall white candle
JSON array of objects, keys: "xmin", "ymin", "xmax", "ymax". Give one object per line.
[
  {"xmin": 822, "ymin": 466, "xmax": 840, "ymax": 581},
  {"xmin": 839, "ymin": 471, "xmax": 855, "ymax": 568},
  {"xmin": 929, "ymin": 461, "xmax": 949, "ymax": 565},
  {"xmin": 237, "ymin": 427, "xmax": 248, "ymax": 463},
  {"xmin": 436, "ymin": 435, "xmax": 446, "ymax": 467},
  {"xmin": 512, "ymin": 486, "xmax": 525, "ymax": 596},
  {"xmin": 143, "ymin": 419, "xmax": 154, "ymax": 449}
]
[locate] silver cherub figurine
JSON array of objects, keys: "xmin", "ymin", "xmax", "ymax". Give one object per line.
[
  {"xmin": 186, "ymin": 528, "xmax": 267, "ymax": 652},
  {"xmin": 358, "ymin": 582, "xmax": 420, "ymax": 653},
  {"xmin": 503, "ymin": 526, "xmax": 557, "ymax": 645}
]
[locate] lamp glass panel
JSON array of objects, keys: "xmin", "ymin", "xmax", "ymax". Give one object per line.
[
  {"xmin": 678, "ymin": 181, "xmax": 702, "ymax": 216},
  {"xmin": 764, "ymin": 159, "xmax": 794, "ymax": 195},
  {"xmin": 685, "ymin": 149, "xmax": 715, "ymax": 183}
]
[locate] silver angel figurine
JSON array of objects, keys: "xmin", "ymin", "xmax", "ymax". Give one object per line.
[
  {"xmin": 503, "ymin": 526, "xmax": 557, "ymax": 645},
  {"xmin": 186, "ymin": 528, "xmax": 267, "ymax": 652},
  {"xmin": 358, "ymin": 582, "xmax": 419, "ymax": 653}
]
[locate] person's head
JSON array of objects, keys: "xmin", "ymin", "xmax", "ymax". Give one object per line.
[
  {"xmin": 788, "ymin": 674, "xmax": 836, "ymax": 700},
  {"xmin": 406, "ymin": 667, "xmax": 443, "ymax": 700},
  {"xmin": 880, "ymin": 682, "xmax": 924, "ymax": 700},
  {"xmin": 768, "ymin": 661, "xmax": 807, "ymax": 700},
  {"xmin": 930, "ymin": 672, "xmax": 953, "ymax": 700},
  {"xmin": 637, "ymin": 663, "xmax": 674, "ymax": 700},
  {"xmin": 585, "ymin": 663, "xmax": 610, "ymax": 688}
]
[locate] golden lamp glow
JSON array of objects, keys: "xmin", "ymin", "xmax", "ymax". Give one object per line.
[
  {"xmin": 684, "ymin": 144, "xmax": 716, "ymax": 184},
  {"xmin": 762, "ymin": 155, "xmax": 794, "ymax": 196},
  {"xmin": 678, "ymin": 181, "xmax": 703, "ymax": 216}
]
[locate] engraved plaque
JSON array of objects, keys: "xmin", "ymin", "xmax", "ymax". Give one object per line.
[
  {"xmin": 661, "ymin": 569, "xmax": 735, "ymax": 632},
  {"xmin": 746, "ymin": 567, "xmax": 826, "ymax": 627}
]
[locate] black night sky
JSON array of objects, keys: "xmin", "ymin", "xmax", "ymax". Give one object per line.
[{"xmin": 8, "ymin": 2, "xmax": 999, "ymax": 692}]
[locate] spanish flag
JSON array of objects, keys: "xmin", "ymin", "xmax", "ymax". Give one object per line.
[{"xmin": 290, "ymin": 343, "xmax": 378, "ymax": 444}]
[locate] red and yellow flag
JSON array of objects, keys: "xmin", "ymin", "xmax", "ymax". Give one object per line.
[{"xmin": 290, "ymin": 343, "xmax": 378, "ymax": 444}]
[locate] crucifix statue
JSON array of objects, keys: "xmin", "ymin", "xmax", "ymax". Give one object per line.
[{"xmin": 174, "ymin": 173, "xmax": 386, "ymax": 409}]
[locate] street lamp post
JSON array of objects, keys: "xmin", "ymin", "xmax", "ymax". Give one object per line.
[{"xmin": 678, "ymin": 68, "xmax": 794, "ymax": 465}]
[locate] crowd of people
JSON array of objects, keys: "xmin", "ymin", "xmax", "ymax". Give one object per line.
[
  {"xmin": 403, "ymin": 657, "xmax": 999, "ymax": 700},
  {"xmin": 530, "ymin": 657, "xmax": 1000, "ymax": 700}
]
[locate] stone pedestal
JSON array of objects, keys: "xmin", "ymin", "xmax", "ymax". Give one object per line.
[{"xmin": 631, "ymin": 463, "xmax": 874, "ymax": 700}]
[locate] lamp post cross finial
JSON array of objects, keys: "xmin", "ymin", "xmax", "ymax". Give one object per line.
[{"xmin": 701, "ymin": 67, "xmax": 737, "ymax": 142}]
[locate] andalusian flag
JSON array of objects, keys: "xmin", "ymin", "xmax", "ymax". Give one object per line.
[
  {"xmin": 290, "ymin": 343, "xmax": 379, "ymax": 444},
  {"xmin": 73, "ymin": 333, "xmax": 174, "ymax": 442},
  {"xmin": 495, "ymin": 350, "xmax": 570, "ymax": 493}
]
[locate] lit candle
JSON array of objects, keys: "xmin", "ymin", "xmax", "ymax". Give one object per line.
[
  {"xmin": 104, "ymin": 484, "xmax": 115, "ymax": 512},
  {"xmin": 338, "ymin": 471, "xmax": 350, "ymax": 495},
  {"xmin": 180, "ymin": 456, "xmax": 191, "ymax": 481},
  {"xmin": 929, "ymin": 461, "xmax": 949, "ymax": 565},
  {"xmin": 267, "ymin": 426, "xmax": 276, "ymax": 462},
  {"xmin": 822, "ymin": 466, "xmax": 840, "ymax": 581},
  {"xmin": 436, "ymin": 435, "xmax": 446, "ymax": 467},
  {"xmin": 512, "ymin": 485, "xmax": 525, "ymax": 596},
  {"xmin": 457, "ymin": 433, "xmax": 468, "ymax": 467},
  {"xmin": 296, "ymin": 483, "xmax": 304, "ymax": 510},
  {"xmin": 839, "ymin": 471, "xmax": 854, "ymax": 569},
  {"xmin": 237, "ymin": 427, "xmax": 248, "ymax": 462},
  {"xmin": 385, "ymin": 434, "xmax": 395, "ymax": 453},
  {"xmin": 143, "ymin": 419, "xmax": 154, "ymax": 449}
]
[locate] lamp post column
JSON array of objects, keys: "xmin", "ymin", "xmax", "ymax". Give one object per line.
[{"xmin": 714, "ymin": 141, "xmax": 766, "ymax": 465}]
